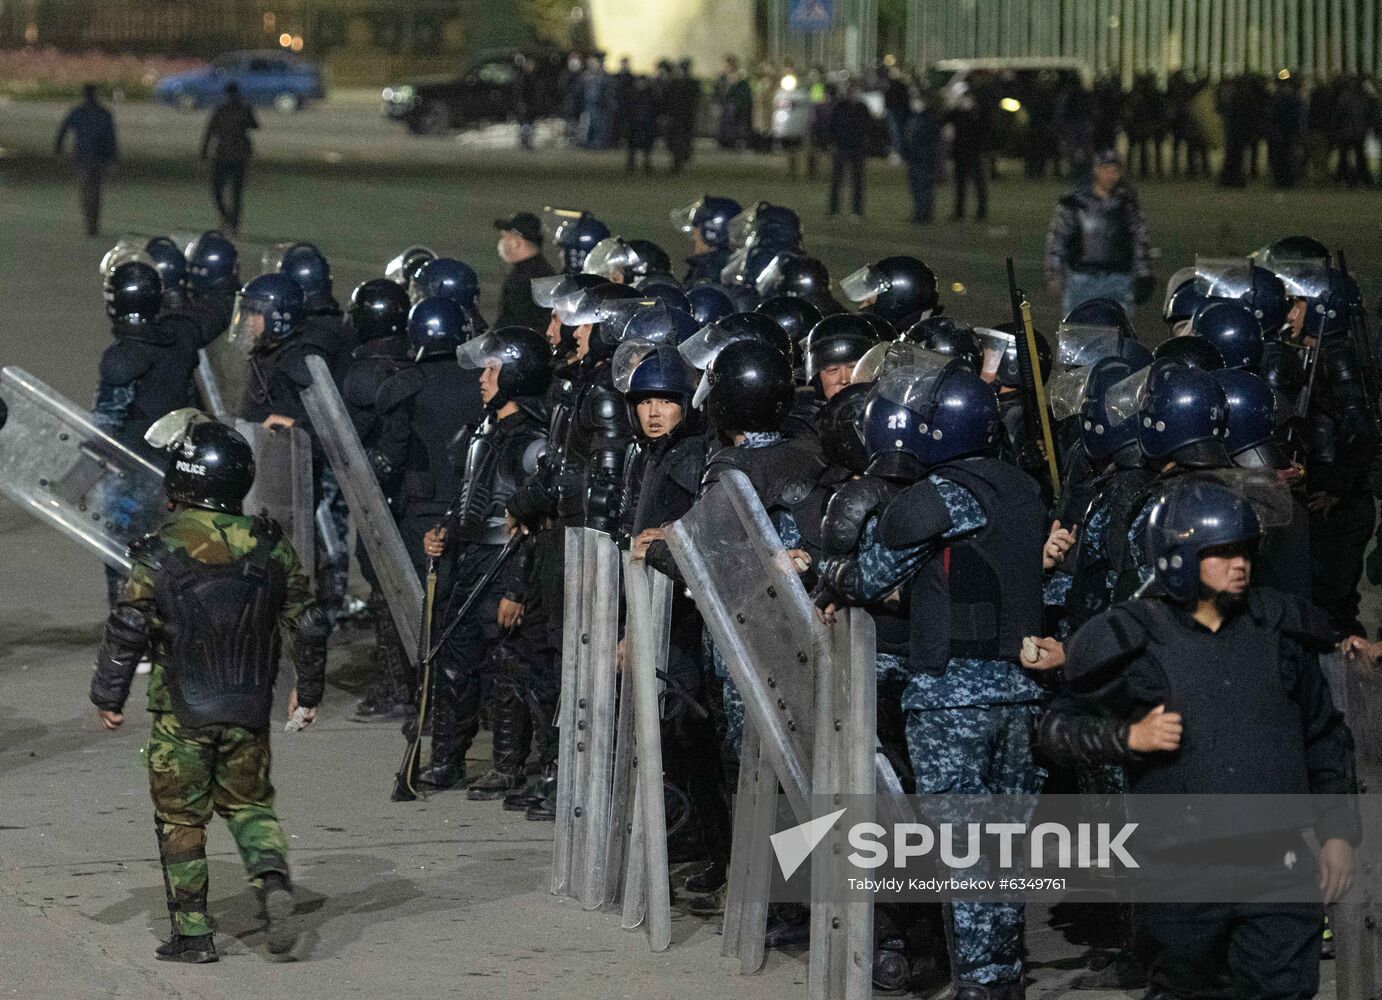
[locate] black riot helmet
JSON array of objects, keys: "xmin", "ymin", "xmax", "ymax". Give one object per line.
[
  {"xmin": 407, "ymin": 295, "xmax": 470, "ymax": 361},
  {"xmin": 347, "ymin": 278, "xmax": 411, "ymax": 344},
  {"xmin": 627, "ymin": 239, "xmax": 672, "ymax": 277},
  {"xmin": 105, "ymin": 260, "xmax": 163, "ymax": 325},
  {"xmin": 144, "ymin": 237, "xmax": 187, "ymax": 291},
  {"xmin": 991, "ymin": 322, "xmax": 1053, "ymax": 388},
  {"xmin": 555, "ymin": 281, "xmax": 642, "ymax": 362},
  {"xmin": 755, "ymin": 294, "xmax": 824, "ymax": 347},
  {"xmin": 901, "ymin": 315, "xmax": 982, "ymax": 370},
  {"xmin": 841, "ymin": 256, "xmax": 940, "ymax": 324},
  {"xmin": 803, "ymin": 314, "xmax": 880, "ymax": 384},
  {"xmin": 1062, "ymin": 297, "xmax": 1135, "ymax": 339},
  {"xmin": 456, "ymin": 326, "xmax": 553, "ymax": 404},
  {"xmin": 385, "ymin": 244, "xmax": 436, "ymax": 290},
  {"xmin": 1190, "ymin": 300, "xmax": 1264, "ymax": 371},
  {"xmin": 758, "ymin": 254, "xmax": 832, "ymax": 301},
  {"xmin": 553, "ymin": 211, "xmax": 611, "ymax": 274},
  {"xmin": 705, "ymin": 338, "xmax": 795, "ymax": 434},
  {"xmin": 687, "ymin": 284, "xmax": 736, "ymax": 326},
  {"xmin": 146, "ymin": 410, "xmax": 255, "ymax": 515},
  {"xmin": 1152, "ymin": 334, "xmax": 1225, "ymax": 371},
  {"xmin": 816, "ymin": 381, "xmax": 871, "ymax": 473}
]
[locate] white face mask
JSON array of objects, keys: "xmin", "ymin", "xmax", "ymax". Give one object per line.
[{"xmin": 497, "ymin": 239, "xmax": 510, "ymax": 262}]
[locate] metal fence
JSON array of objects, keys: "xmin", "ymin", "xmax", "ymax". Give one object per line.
[
  {"xmin": 765, "ymin": 0, "xmax": 881, "ymax": 72},
  {"xmin": 903, "ymin": 0, "xmax": 1382, "ymax": 84}
]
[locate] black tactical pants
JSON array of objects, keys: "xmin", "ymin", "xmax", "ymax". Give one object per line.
[
  {"xmin": 430, "ymin": 544, "xmax": 505, "ymax": 767},
  {"xmin": 1309, "ymin": 486, "xmax": 1375, "ymax": 636}
]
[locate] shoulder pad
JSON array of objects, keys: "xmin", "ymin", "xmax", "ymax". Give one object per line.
[
  {"xmin": 582, "ymin": 385, "xmax": 629, "ymax": 433},
  {"xmin": 1064, "ymin": 603, "xmax": 1154, "ymax": 683},
  {"xmin": 667, "ymin": 436, "xmax": 708, "ymax": 495},
  {"xmin": 521, "ymin": 436, "xmax": 547, "ymax": 477},
  {"xmin": 375, "ymin": 365, "xmax": 427, "ymax": 414},
  {"xmin": 1248, "ymin": 588, "xmax": 1335, "ymax": 649},
  {"xmin": 278, "ymin": 345, "xmax": 324, "ymax": 389},
  {"xmin": 126, "ymin": 531, "xmax": 167, "ymax": 572},
  {"xmin": 877, "ymin": 479, "xmax": 952, "ymax": 548},
  {"xmin": 516, "ymin": 397, "xmax": 551, "ymax": 427},
  {"xmin": 99, "ymin": 343, "xmax": 154, "ymax": 387}
]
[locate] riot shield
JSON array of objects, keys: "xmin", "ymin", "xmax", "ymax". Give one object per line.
[
  {"xmin": 0, "ymin": 367, "xmax": 164, "ymax": 571},
  {"xmin": 201, "ymin": 334, "xmax": 249, "ymax": 425},
  {"xmin": 298, "ymin": 355, "xmax": 422, "ymax": 655},
  {"xmin": 1331, "ymin": 650, "xmax": 1382, "ymax": 997},
  {"xmin": 664, "ymin": 469, "xmax": 819, "ymax": 815},
  {"xmin": 617, "ymin": 556, "xmax": 673, "ymax": 950},
  {"xmin": 195, "ymin": 349, "xmax": 228, "ymax": 420},
  {"xmin": 552, "ymin": 527, "xmax": 621, "ymax": 910},
  {"xmin": 809, "ymin": 607, "xmax": 877, "ymax": 1000},
  {"xmin": 235, "ymin": 420, "xmax": 316, "ymax": 582}
]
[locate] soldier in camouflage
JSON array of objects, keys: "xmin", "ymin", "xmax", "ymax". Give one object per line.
[{"xmin": 90, "ymin": 410, "xmax": 330, "ymax": 964}]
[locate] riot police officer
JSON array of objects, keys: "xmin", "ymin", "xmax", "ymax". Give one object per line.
[
  {"xmin": 94, "ymin": 258, "xmax": 203, "ymax": 605},
  {"xmin": 802, "ymin": 313, "xmax": 880, "ymax": 402},
  {"xmin": 1190, "ymin": 299, "xmax": 1265, "ymax": 371},
  {"xmin": 670, "ymin": 195, "xmax": 742, "ymax": 287},
  {"xmin": 419, "ymin": 327, "xmax": 552, "ymax": 794},
  {"xmin": 180, "ymin": 230, "xmax": 241, "ymax": 349},
  {"xmin": 90, "ymin": 410, "xmax": 330, "ymax": 964},
  {"xmin": 817, "ymin": 360, "xmax": 1049, "ymax": 1000},
  {"xmin": 552, "ymin": 211, "xmax": 611, "ymax": 275},
  {"xmin": 840, "ymin": 255, "xmax": 941, "ymax": 328},
  {"xmin": 413, "ymin": 256, "xmax": 488, "ymax": 336},
  {"xmin": 1042, "ymin": 478, "xmax": 1356, "ymax": 999}
]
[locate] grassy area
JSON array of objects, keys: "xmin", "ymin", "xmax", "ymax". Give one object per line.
[{"xmin": 5, "ymin": 132, "xmax": 1379, "ymax": 351}]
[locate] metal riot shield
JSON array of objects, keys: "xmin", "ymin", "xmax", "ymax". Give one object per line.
[
  {"xmin": 719, "ymin": 725, "xmax": 780, "ymax": 973},
  {"xmin": 195, "ymin": 349, "xmax": 228, "ymax": 420},
  {"xmin": 1330, "ymin": 649, "xmax": 1382, "ymax": 997},
  {"xmin": 235, "ymin": 420, "xmax": 315, "ymax": 582},
  {"xmin": 298, "ymin": 355, "xmax": 422, "ymax": 655},
  {"xmin": 202, "ymin": 334, "xmax": 249, "ymax": 425},
  {"xmin": 0, "ymin": 367, "xmax": 165, "ymax": 571},
  {"xmin": 809, "ymin": 607, "xmax": 877, "ymax": 1000},
  {"xmin": 616, "ymin": 557, "xmax": 673, "ymax": 950},
  {"xmin": 664, "ymin": 469, "xmax": 819, "ymax": 816},
  {"xmin": 552, "ymin": 527, "xmax": 621, "ymax": 910}
]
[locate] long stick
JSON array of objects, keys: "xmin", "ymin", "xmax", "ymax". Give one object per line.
[{"xmin": 1006, "ymin": 257, "xmax": 1062, "ymax": 499}]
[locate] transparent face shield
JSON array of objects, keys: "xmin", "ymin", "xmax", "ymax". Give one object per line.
[
  {"xmin": 719, "ymin": 246, "xmax": 750, "ymax": 285},
  {"xmin": 552, "ymin": 288, "xmax": 603, "ymax": 326},
  {"xmin": 582, "ymin": 237, "xmax": 644, "ymax": 279},
  {"xmin": 1193, "ymin": 257, "xmax": 1255, "ymax": 300},
  {"xmin": 871, "ymin": 364, "xmax": 953, "ymax": 429},
  {"xmin": 752, "ymin": 253, "xmax": 789, "ymax": 297},
  {"xmin": 974, "ymin": 328, "xmax": 1016, "ymax": 381},
  {"xmin": 612, "ymin": 340, "xmax": 689, "ymax": 394},
  {"xmin": 1055, "ymin": 323, "xmax": 1123, "ymax": 369},
  {"xmin": 1272, "ymin": 262, "xmax": 1332, "ymax": 301},
  {"xmin": 840, "ymin": 264, "xmax": 887, "ymax": 304},
  {"xmin": 595, "ymin": 298, "xmax": 662, "ymax": 344},
  {"xmin": 668, "ymin": 198, "xmax": 702, "ymax": 235},
  {"xmin": 385, "ymin": 244, "xmax": 434, "ymax": 285},
  {"xmin": 1047, "ymin": 366, "xmax": 1095, "ymax": 421},
  {"xmin": 726, "ymin": 207, "xmax": 758, "ymax": 249},
  {"xmin": 679, "ymin": 322, "xmax": 753, "ymax": 371},
  {"xmin": 1103, "ymin": 366, "xmax": 1153, "ymax": 427},
  {"xmin": 851, "ymin": 342, "xmax": 950, "ymax": 385},
  {"xmin": 1251, "ymin": 241, "xmax": 1329, "ymax": 271},
  {"xmin": 543, "ymin": 206, "xmax": 585, "ymax": 243},
  {"xmin": 99, "ymin": 244, "xmax": 155, "ymax": 279},
  {"xmin": 531, "ymin": 273, "xmax": 576, "ymax": 309},
  {"xmin": 1194, "ymin": 469, "xmax": 1295, "ymax": 528},
  {"xmin": 228, "ymin": 291, "xmax": 274, "ymax": 349},
  {"xmin": 259, "ymin": 241, "xmax": 301, "ymax": 278},
  {"xmin": 456, "ymin": 332, "xmax": 517, "ymax": 370},
  {"xmin": 144, "ymin": 407, "xmax": 214, "ymax": 452}
]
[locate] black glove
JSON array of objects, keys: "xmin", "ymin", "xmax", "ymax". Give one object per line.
[
  {"xmin": 822, "ymin": 476, "xmax": 898, "ymax": 557},
  {"xmin": 1134, "ymin": 273, "xmax": 1157, "ymax": 305}
]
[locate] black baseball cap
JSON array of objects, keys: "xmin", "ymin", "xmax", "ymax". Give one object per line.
[{"xmin": 494, "ymin": 212, "xmax": 543, "ymax": 244}]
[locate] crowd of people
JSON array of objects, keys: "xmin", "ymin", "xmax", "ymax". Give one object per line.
[{"xmin": 58, "ymin": 183, "xmax": 1382, "ymax": 997}]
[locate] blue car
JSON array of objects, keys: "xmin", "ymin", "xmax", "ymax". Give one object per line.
[{"xmin": 154, "ymin": 51, "xmax": 325, "ymax": 112}]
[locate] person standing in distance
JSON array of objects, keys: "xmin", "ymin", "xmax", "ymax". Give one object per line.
[
  {"xmin": 90, "ymin": 410, "xmax": 330, "ymax": 964},
  {"xmin": 494, "ymin": 212, "xmax": 556, "ymax": 332},
  {"xmin": 200, "ymin": 82, "xmax": 258, "ymax": 237},
  {"xmin": 54, "ymin": 83, "xmax": 118, "ymax": 237}
]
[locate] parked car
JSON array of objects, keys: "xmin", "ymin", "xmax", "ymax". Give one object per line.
[
  {"xmin": 382, "ymin": 48, "xmax": 563, "ymax": 134},
  {"xmin": 154, "ymin": 51, "xmax": 325, "ymax": 112}
]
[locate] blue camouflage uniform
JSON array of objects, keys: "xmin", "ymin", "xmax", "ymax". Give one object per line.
[{"xmin": 823, "ymin": 473, "xmax": 1046, "ymax": 988}]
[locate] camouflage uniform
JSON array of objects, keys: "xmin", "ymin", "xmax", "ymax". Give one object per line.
[
  {"xmin": 90, "ymin": 506, "xmax": 326, "ymax": 939},
  {"xmin": 823, "ymin": 475, "xmax": 1047, "ymax": 988}
]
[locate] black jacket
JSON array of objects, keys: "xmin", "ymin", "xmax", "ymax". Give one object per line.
[{"xmin": 497, "ymin": 253, "xmax": 556, "ymax": 332}]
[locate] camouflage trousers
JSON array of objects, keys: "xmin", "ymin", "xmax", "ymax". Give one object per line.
[
  {"xmin": 906, "ymin": 702, "xmax": 1046, "ymax": 986},
  {"xmin": 146, "ymin": 712, "xmax": 289, "ymax": 937}
]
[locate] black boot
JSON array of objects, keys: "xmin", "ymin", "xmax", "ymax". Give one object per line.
[
  {"xmin": 525, "ymin": 794, "xmax": 556, "ymax": 822},
  {"xmin": 156, "ymin": 933, "xmax": 218, "ymax": 963},
  {"xmin": 467, "ymin": 691, "xmax": 527, "ymax": 800},
  {"xmin": 418, "ymin": 668, "xmax": 470, "ymax": 790},
  {"xmin": 256, "ymin": 872, "xmax": 299, "ymax": 957},
  {"xmin": 955, "ymin": 981, "xmax": 1024, "ymax": 1000},
  {"xmin": 1071, "ymin": 946, "xmax": 1146, "ymax": 990}
]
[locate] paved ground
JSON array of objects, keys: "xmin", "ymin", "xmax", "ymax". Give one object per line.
[{"xmin": 2, "ymin": 94, "xmax": 1371, "ymax": 997}]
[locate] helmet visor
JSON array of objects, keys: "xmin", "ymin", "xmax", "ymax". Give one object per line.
[
  {"xmin": 1251, "ymin": 240, "xmax": 1329, "ymax": 271},
  {"xmin": 553, "ymin": 289, "xmax": 604, "ymax": 326},
  {"xmin": 1055, "ymin": 323, "xmax": 1123, "ymax": 368},
  {"xmin": 1272, "ymin": 262, "xmax": 1331, "ymax": 300},
  {"xmin": 531, "ymin": 273, "xmax": 576, "ymax": 309},
  {"xmin": 596, "ymin": 298, "xmax": 662, "ymax": 344},
  {"xmin": 456, "ymin": 331, "xmax": 513, "ymax": 370},
  {"xmin": 1103, "ymin": 367, "xmax": 1153, "ymax": 427},
  {"xmin": 1194, "ymin": 257, "xmax": 1254, "ymax": 300},
  {"xmin": 852, "ymin": 342, "xmax": 949, "ymax": 384},
  {"xmin": 1193, "ymin": 469, "xmax": 1295, "ymax": 529},
  {"xmin": 228, "ymin": 290, "xmax": 275, "ymax": 348},
  {"xmin": 726, "ymin": 207, "xmax": 757, "ymax": 249},
  {"xmin": 543, "ymin": 206, "xmax": 585, "ymax": 243},
  {"xmin": 1047, "ymin": 367, "xmax": 1094, "ymax": 421},
  {"xmin": 259, "ymin": 241, "xmax": 300, "ymax": 278},
  {"xmin": 719, "ymin": 246, "xmax": 750, "ymax": 286},
  {"xmin": 99, "ymin": 243, "xmax": 155, "ymax": 278},
  {"xmin": 974, "ymin": 328, "xmax": 1016, "ymax": 380},
  {"xmin": 753, "ymin": 254, "xmax": 789, "ymax": 297},
  {"xmin": 873, "ymin": 364, "xmax": 952, "ymax": 413},
  {"xmin": 1162, "ymin": 265, "xmax": 1198, "ymax": 316},
  {"xmin": 385, "ymin": 244, "xmax": 434, "ymax": 285},
  {"xmin": 613, "ymin": 340, "xmax": 691, "ymax": 394},
  {"xmin": 581, "ymin": 237, "xmax": 643, "ymax": 278},
  {"xmin": 668, "ymin": 198, "xmax": 701, "ymax": 234},
  {"xmin": 144, "ymin": 407, "xmax": 215, "ymax": 451},
  {"xmin": 840, "ymin": 264, "xmax": 887, "ymax": 304},
  {"xmin": 678, "ymin": 322, "xmax": 753, "ymax": 371}
]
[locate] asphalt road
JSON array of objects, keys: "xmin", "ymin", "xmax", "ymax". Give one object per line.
[{"xmin": 0, "ymin": 93, "xmax": 1366, "ymax": 998}]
